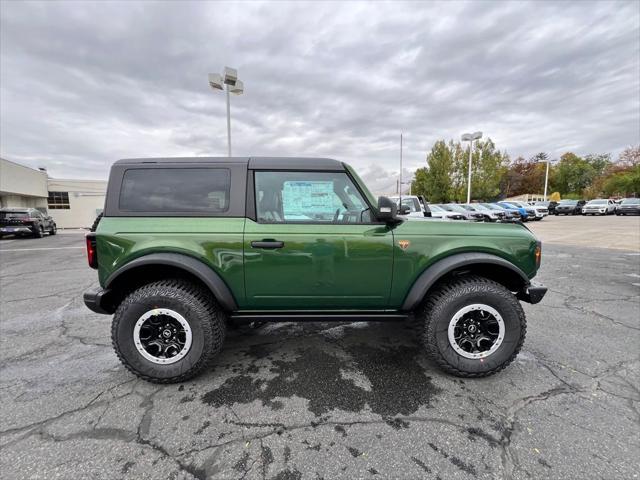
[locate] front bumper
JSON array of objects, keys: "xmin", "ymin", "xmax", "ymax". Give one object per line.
[
  {"xmin": 83, "ymin": 287, "xmax": 114, "ymax": 315},
  {"xmin": 517, "ymin": 283, "xmax": 547, "ymax": 304}
]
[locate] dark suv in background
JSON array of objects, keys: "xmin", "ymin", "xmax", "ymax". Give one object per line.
[
  {"xmin": 0, "ymin": 208, "xmax": 57, "ymax": 238},
  {"xmin": 615, "ymin": 198, "xmax": 640, "ymax": 215},
  {"xmin": 554, "ymin": 200, "xmax": 585, "ymax": 215}
]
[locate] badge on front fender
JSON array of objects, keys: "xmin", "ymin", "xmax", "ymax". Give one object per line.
[{"xmin": 398, "ymin": 240, "xmax": 410, "ymax": 250}]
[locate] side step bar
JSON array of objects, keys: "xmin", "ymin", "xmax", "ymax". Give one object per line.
[{"xmin": 229, "ymin": 312, "xmax": 409, "ymax": 323}]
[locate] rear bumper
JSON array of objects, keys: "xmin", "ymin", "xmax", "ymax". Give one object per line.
[
  {"xmin": 517, "ymin": 283, "xmax": 547, "ymax": 304},
  {"xmin": 0, "ymin": 226, "xmax": 33, "ymax": 234},
  {"xmin": 83, "ymin": 287, "xmax": 114, "ymax": 315}
]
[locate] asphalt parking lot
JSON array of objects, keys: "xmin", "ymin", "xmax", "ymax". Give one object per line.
[{"xmin": 0, "ymin": 218, "xmax": 638, "ymax": 480}]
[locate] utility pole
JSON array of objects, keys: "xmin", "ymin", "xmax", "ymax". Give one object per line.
[{"xmin": 399, "ymin": 133, "xmax": 403, "ymax": 204}]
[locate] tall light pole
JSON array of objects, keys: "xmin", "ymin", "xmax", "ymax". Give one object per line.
[
  {"xmin": 399, "ymin": 133, "xmax": 403, "ymax": 204},
  {"xmin": 461, "ymin": 131, "xmax": 482, "ymax": 203},
  {"xmin": 209, "ymin": 67, "xmax": 244, "ymax": 157},
  {"xmin": 536, "ymin": 157, "xmax": 555, "ymax": 201}
]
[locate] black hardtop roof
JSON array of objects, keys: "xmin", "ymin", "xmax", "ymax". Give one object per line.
[{"xmin": 114, "ymin": 157, "xmax": 346, "ymax": 171}]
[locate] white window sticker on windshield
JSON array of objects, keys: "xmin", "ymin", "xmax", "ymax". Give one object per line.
[{"xmin": 282, "ymin": 181, "xmax": 334, "ymax": 218}]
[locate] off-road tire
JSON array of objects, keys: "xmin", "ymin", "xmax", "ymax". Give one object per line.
[
  {"xmin": 112, "ymin": 279, "xmax": 226, "ymax": 383},
  {"xmin": 420, "ymin": 275, "xmax": 526, "ymax": 378}
]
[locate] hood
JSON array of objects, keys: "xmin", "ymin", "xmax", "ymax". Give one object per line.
[{"xmin": 398, "ymin": 216, "xmax": 533, "ymax": 238}]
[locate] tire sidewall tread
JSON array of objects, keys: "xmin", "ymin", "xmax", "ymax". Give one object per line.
[
  {"xmin": 420, "ymin": 275, "xmax": 526, "ymax": 378},
  {"xmin": 111, "ymin": 279, "xmax": 226, "ymax": 384}
]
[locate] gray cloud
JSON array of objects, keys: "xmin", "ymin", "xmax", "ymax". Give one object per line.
[{"xmin": 1, "ymin": 0, "xmax": 638, "ymax": 191}]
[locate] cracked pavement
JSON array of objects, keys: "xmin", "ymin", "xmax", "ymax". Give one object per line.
[{"xmin": 0, "ymin": 231, "xmax": 638, "ymax": 479}]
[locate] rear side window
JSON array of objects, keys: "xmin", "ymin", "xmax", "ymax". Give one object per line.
[{"xmin": 119, "ymin": 168, "xmax": 230, "ymax": 213}]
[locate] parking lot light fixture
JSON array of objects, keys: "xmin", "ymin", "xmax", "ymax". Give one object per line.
[
  {"xmin": 461, "ymin": 131, "xmax": 483, "ymax": 203},
  {"xmin": 209, "ymin": 67, "xmax": 244, "ymax": 157}
]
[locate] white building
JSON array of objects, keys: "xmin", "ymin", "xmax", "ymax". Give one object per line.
[{"xmin": 0, "ymin": 158, "xmax": 106, "ymax": 229}]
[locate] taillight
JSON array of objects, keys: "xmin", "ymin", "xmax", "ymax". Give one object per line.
[
  {"xmin": 535, "ymin": 241, "xmax": 542, "ymax": 269},
  {"xmin": 86, "ymin": 233, "xmax": 98, "ymax": 269}
]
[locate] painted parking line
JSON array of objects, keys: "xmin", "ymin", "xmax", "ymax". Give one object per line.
[{"xmin": 0, "ymin": 246, "xmax": 85, "ymax": 252}]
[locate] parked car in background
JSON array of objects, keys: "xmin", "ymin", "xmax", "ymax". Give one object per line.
[
  {"xmin": 582, "ymin": 199, "xmax": 616, "ymax": 215},
  {"xmin": 461, "ymin": 204, "xmax": 500, "ymax": 222},
  {"xmin": 554, "ymin": 199, "xmax": 585, "ymax": 215},
  {"xmin": 615, "ymin": 198, "xmax": 640, "ymax": 215},
  {"xmin": 428, "ymin": 204, "xmax": 465, "ymax": 220},
  {"xmin": 509, "ymin": 201, "xmax": 546, "ymax": 220},
  {"xmin": 489, "ymin": 203, "xmax": 520, "ymax": 221},
  {"xmin": 439, "ymin": 203, "xmax": 484, "ymax": 221},
  {"xmin": 534, "ymin": 201, "xmax": 558, "ymax": 215},
  {"xmin": 498, "ymin": 202, "xmax": 529, "ymax": 221},
  {"xmin": 480, "ymin": 203, "xmax": 514, "ymax": 221},
  {"xmin": 389, "ymin": 195, "xmax": 431, "ymax": 218},
  {"xmin": 0, "ymin": 208, "xmax": 57, "ymax": 238}
]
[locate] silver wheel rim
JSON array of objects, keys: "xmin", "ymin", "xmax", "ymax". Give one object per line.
[
  {"xmin": 133, "ymin": 308, "xmax": 192, "ymax": 365},
  {"xmin": 448, "ymin": 304, "xmax": 505, "ymax": 359}
]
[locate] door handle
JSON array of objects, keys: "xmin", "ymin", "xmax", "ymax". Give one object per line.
[{"xmin": 251, "ymin": 240, "xmax": 284, "ymax": 249}]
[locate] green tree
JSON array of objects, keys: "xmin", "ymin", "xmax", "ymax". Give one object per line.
[
  {"xmin": 423, "ymin": 140, "xmax": 453, "ymax": 203},
  {"xmin": 471, "ymin": 139, "xmax": 509, "ymax": 200},
  {"xmin": 553, "ymin": 152, "xmax": 596, "ymax": 195}
]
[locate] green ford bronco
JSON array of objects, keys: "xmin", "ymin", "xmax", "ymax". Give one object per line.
[{"xmin": 84, "ymin": 157, "xmax": 546, "ymax": 383}]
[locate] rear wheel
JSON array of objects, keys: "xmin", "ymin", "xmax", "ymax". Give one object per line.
[
  {"xmin": 49, "ymin": 224, "xmax": 57, "ymax": 235},
  {"xmin": 112, "ymin": 279, "xmax": 226, "ymax": 383},
  {"xmin": 420, "ymin": 276, "xmax": 526, "ymax": 377},
  {"xmin": 34, "ymin": 225, "xmax": 44, "ymax": 238}
]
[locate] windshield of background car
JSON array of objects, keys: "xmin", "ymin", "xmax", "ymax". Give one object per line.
[
  {"xmin": 390, "ymin": 197, "xmax": 420, "ymax": 212},
  {"xmin": 461, "ymin": 205, "xmax": 476, "ymax": 211},
  {"xmin": 621, "ymin": 198, "xmax": 640, "ymax": 205},
  {"xmin": 488, "ymin": 203, "xmax": 505, "ymax": 209},
  {"xmin": 559, "ymin": 200, "xmax": 577, "ymax": 205},
  {"xmin": 429, "ymin": 204, "xmax": 444, "ymax": 212},
  {"xmin": 499, "ymin": 203, "xmax": 516, "ymax": 209},
  {"xmin": 588, "ymin": 200, "xmax": 607, "ymax": 205},
  {"xmin": 445, "ymin": 204, "xmax": 467, "ymax": 213}
]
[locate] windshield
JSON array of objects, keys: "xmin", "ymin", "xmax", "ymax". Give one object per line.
[
  {"xmin": 443, "ymin": 204, "xmax": 467, "ymax": 213},
  {"xmin": 621, "ymin": 198, "xmax": 640, "ymax": 205},
  {"xmin": 587, "ymin": 199, "xmax": 607, "ymax": 205},
  {"xmin": 461, "ymin": 205, "xmax": 477, "ymax": 211}
]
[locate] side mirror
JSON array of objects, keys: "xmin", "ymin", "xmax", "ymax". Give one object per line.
[{"xmin": 377, "ymin": 196, "xmax": 398, "ymax": 222}]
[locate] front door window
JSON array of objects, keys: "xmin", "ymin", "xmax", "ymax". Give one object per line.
[{"xmin": 254, "ymin": 171, "xmax": 373, "ymax": 224}]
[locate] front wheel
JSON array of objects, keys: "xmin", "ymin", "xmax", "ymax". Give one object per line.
[
  {"xmin": 112, "ymin": 279, "xmax": 226, "ymax": 383},
  {"xmin": 49, "ymin": 224, "xmax": 57, "ymax": 235},
  {"xmin": 420, "ymin": 276, "xmax": 526, "ymax": 377},
  {"xmin": 34, "ymin": 225, "xmax": 44, "ymax": 238}
]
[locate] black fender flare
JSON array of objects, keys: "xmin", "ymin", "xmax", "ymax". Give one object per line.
[
  {"xmin": 401, "ymin": 252, "xmax": 530, "ymax": 311},
  {"xmin": 105, "ymin": 252, "xmax": 238, "ymax": 311}
]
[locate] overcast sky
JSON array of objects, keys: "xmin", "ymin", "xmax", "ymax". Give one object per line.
[{"xmin": 1, "ymin": 1, "xmax": 638, "ymax": 193}]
